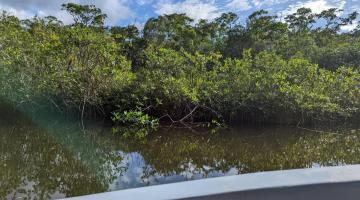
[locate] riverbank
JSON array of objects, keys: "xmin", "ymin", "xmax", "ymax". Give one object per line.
[
  {"xmin": 1, "ymin": 50, "xmax": 359, "ymax": 127},
  {"xmin": 1, "ymin": 5, "xmax": 359, "ymax": 126}
]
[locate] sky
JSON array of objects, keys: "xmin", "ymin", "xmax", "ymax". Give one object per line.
[{"xmin": 0, "ymin": 0, "xmax": 359, "ymax": 30}]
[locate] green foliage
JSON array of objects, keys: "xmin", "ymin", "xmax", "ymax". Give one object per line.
[
  {"xmin": 112, "ymin": 110, "xmax": 158, "ymax": 128},
  {"xmin": 285, "ymin": 7, "xmax": 316, "ymax": 33},
  {"xmin": 111, "ymin": 109, "xmax": 158, "ymax": 139},
  {"xmin": 61, "ymin": 3, "xmax": 107, "ymax": 27},
  {"xmin": 143, "ymin": 14, "xmax": 196, "ymax": 51},
  {"xmin": 0, "ymin": 3, "xmax": 360, "ymax": 127},
  {"xmin": 0, "ymin": 10, "xmax": 133, "ymax": 115}
]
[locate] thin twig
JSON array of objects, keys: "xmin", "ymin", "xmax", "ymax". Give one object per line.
[
  {"xmin": 179, "ymin": 105, "xmax": 199, "ymax": 122},
  {"xmin": 199, "ymin": 105, "xmax": 223, "ymax": 119},
  {"xmin": 297, "ymin": 126, "xmax": 340, "ymax": 135},
  {"xmin": 81, "ymin": 95, "xmax": 86, "ymax": 130},
  {"xmin": 46, "ymin": 96, "xmax": 63, "ymax": 113},
  {"xmin": 158, "ymin": 114, "xmax": 175, "ymax": 123},
  {"xmin": 141, "ymin": 105, "xmax": 153, "ymax": 112}
]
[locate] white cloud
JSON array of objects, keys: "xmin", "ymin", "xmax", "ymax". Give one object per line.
[
  {"xmin": 136, "ymin": 0, "xmax": 154, "ymax": 5},
  {"xmin": 226, "ymin": 0, "xmax": 252, "ymax": 11},
  {"xmin": 55, "ymin": 11, "xmax": 75, "ymax": 24},
  {"xmin": 348, "ymin": 1, "xmax": 360, "ymax": 12},
  {"xmin": 0, "ymin": 4, "xmax": 34, "ymax": 19},
  {"xmin": 341, "ymin": 21, "xmax": 358, "ymax": 31},
  {"xmin": 0, "ymin": 0, "xmax": 132, "ymax": 25},
  {"xmin": 251, "ymin": 0, "xmax": 289, "ymax": 8},
  {"xmin": 90, "ymin": 0, "xmax": 132, "ymax": 25},
  {"xmin": 0, "ymin": 2, "xmax": 75, "ymax": 24},
  {"xmin": 0, "ymin": 0, "xmax": 357, "ymax": 26},
  {"xmin": 155, "ymin": 0, "xmax": 221, "ymax": 21},
  {"xmin": 282, "ymin": 0, "xmax": 346, "ymax": 15}
]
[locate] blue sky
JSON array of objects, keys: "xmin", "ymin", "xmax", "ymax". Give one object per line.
[{"xmin": 0, "ymin": 0, "xmax": 359, "ymax": 30}]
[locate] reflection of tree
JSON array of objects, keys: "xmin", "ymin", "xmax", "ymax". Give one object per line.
[
  {"xmin": 2, "ymin": 102, "xmax": 360, "ymax": 199},
  {"xmin": 121, "ymin": 128, "xmax": 360, "ymax": 182},
  {"xmin": 0, "ymin": 110, "xmax": 125, "ymax": 199}
]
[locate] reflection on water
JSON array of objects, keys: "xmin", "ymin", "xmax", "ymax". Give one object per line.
[
  {"xmin": 1, "ymin": 106, "xmax": 360, "ymax": 199},
  {"xmin": 0, "ymin": 107, "xmax": 124, "ymax": 199}
]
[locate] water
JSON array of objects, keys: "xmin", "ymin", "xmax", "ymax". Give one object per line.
[{"xmin": 1, "ymin": 107, "xmax": 360, "ymax": 199}]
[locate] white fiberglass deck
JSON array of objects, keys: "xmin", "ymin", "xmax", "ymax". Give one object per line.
[{"xmin": 64, "ymin": 165, "xmax": 360, "ymax": 200}]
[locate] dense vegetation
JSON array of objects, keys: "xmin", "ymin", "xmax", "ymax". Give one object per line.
[{"xmin": 0, "ymin": 3, "xmax": 359, "ymax": 126}]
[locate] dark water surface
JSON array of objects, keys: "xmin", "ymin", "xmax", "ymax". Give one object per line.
[{"xmin": 1, "ymin": 107, "xmax": 360, "ymax": 199}]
